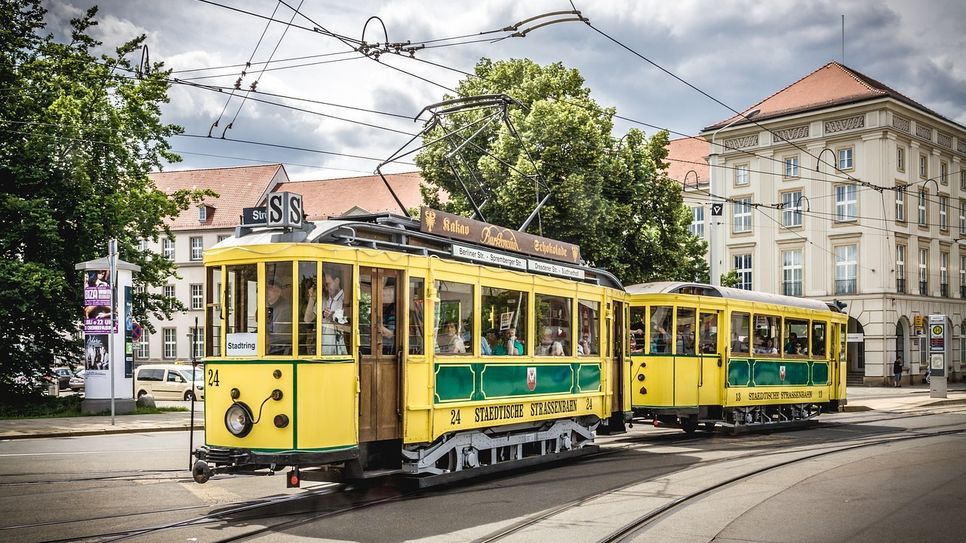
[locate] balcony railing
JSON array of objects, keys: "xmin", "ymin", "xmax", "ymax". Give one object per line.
[
  {"xmin": 941, "ymin": 284, "xmax": 949, "ymax": 297},
  {"xmin": 835, "ymin": 279, "xmax": 856, "ymax": 295},
  {"xmin": 897, "ymin": 278, "xmax": 906, "ymax": 294},
  {"xmin": 919, "ymin": 281, "xmax": 929, "ymax": 295}
]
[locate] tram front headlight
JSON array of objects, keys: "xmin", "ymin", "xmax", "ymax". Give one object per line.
[{"xmin": 225, "ymin": 402, "xmax": 253, "ymax": 437}]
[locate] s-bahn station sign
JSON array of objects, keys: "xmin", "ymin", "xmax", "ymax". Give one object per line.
[{"xmin": 420, "ymin": 207, "xmax": 582, "ymax": 265}]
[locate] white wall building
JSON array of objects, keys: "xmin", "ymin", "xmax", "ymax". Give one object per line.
[{"xmin": 695, "ymin": 62, "xmax": 966, "ymax": 385}]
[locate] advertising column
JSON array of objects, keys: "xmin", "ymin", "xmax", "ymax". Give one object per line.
[{"xmin": 76, "ymin": 253, "xmax": 140, "ymax": 416}]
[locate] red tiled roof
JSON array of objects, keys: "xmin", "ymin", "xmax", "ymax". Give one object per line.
[
  {"xmin": 274, "ymin": 171, "xmax": 430, "ymax": 220},
  {"xmin": 666, "ymin": 137, "xmax": 709, "ymax": 188},
  {"xmin": 704, "ymin": 62, "xmax": 956, "ymax": 131},
  {"xmin": 149, "ymin": 164, "xmax": 284, "ymax": 229}
]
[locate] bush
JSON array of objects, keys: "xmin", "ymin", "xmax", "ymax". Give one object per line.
[{"xmin": 0, "ymin": 394, "xmax": 83, "ymax": 418}]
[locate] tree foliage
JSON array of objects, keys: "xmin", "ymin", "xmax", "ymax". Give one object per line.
[
  {"xmin": 0, "ymin": 2, "xmax": 206, "ymax": 396},
  {"xmin": 415, "ymin": 58, "xmax": 708, "ymax": 285}
]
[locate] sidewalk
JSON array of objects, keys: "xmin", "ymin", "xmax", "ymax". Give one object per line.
[
  {"xmin": 841, "ymin": 381, "xmax": 966, "ymax": 412},
  {"xmin": 0, "ymin": 410, "xmax": 202, "ymax": 440},
  {"xmin": 2, "ymin": 385, "xmax": 966, "ymax": 440}
]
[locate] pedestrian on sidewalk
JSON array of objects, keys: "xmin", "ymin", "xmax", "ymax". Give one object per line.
[{"xmin": 893, "ymin": 355, "xmax": 904, "ymax": 387}]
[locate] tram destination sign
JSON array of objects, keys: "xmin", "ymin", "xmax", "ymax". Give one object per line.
[{"xmin": 420, "ymin": 207, "xmax": 582, "ymax": 264}]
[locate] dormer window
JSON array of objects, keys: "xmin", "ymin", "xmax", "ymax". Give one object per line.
[{"xmin": 198, "ymin": 205, "xmax": 208, "ymax": 222}]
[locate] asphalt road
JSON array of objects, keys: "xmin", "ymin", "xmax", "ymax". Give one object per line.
[{"xmin": 1, "ymin": 406, "xmax": 964, "ymax": 543}]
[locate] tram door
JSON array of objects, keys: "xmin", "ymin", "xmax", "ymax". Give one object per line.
[
  {"xmin": 358, "ymin": 268, "xmax": 402, "ymax": 443},
  {"xmin": 611, "ymin": 301, "xmax": 625, "ymax": 414}
]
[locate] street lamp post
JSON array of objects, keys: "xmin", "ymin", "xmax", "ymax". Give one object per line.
[{"xmin": 709, "ymin": 109, "xmax": 759, "ymax": 286}]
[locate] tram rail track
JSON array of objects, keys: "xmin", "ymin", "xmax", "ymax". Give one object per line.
[
  {"xmin": 473, "ymin": 420, "xmax": 966, "ymax": 543},
  {"xmin": 9, "ymin": 410, "xmax": 964, "ymax": 543}
]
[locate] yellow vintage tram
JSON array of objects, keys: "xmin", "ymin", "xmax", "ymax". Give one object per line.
[
  {"xmin": 193, "ymin": 203, "xmax": 628, "ymax": 485},
  {"xmin": 626, "ymin": 282, "xmax": 848, "ymax": 432}
]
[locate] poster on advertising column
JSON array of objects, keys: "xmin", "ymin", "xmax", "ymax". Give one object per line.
[
  {"xmin": 84, "ymin": 334, "xmax": 110, "ymax": 371},
  {"xmin": 83, "ymin": 270, "xmax": 115, "ymax": 333}
]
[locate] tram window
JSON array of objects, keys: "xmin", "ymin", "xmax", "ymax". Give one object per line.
[
  {"xmin": 676, "ymin": 307, "xmax": 696, "ymax": 355},
  {"xmin": 298, "ymin": 262, "xmax": 318, "ymax": 356},
  {"xmin": 225, "ymin": 264, "xmax": 257, "ymax": 356},
  {"xmin": 577, "ymin": 300, "xmax": 600, "ymax": 356},
  {"xmin": 783, "ymin": 319, "xmax": 809, "ymax": 357},
  {"xmin": 630, "ymin": 307, "xmax": 646, "ymax": 354},
  {"xmin": 812, "ymin": 321, "xmax": 827, "ymax": 357},
  {"xmin": 536, "ymin": 294, "xmax": 571, "ymax": 356},
  {"xmin": 482, "ymin": 286, "xmax": 528, "ymax": 356},
  {"xmin": 650, "ymin": 306, "xmax": 673, "ymax": 354},
  {"xmin": 730, "ymin": 312, "xmax": 750, "ymax": 354},
  {"xmin": 699, "ymin": 312, "xmax": 718, "ymax": 354},
  {"xmin": 435, "ymin": 281, "xmax": 473, "ymax": 355},
  {"xmin": 839, "ymin": 324, "xmax": 847, "ymax": 362},
  {"xmin": 265, "ymin": 262, "xmax": 294, "ymax": 355},
  {"xmin": 409, "ymin": 277, "xmax": 425, "ymax": 355},
  {"xmin": 206, "ymin": 266, "xmax": 222, "ymax": 357},
  {"xmin": 320, "ymin": 263, "xmax": 351, "ymax": 355},
  {"xmin": 753, "ymin": 314, "xmax": 781, "ymax": 356}
]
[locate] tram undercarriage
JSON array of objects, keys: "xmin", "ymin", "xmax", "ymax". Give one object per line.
[
  {"xmin": 635, "ymin": 402, "xmax": 835, "ymax": 434},
  {"xmin": 192, "ymin": 417, "xmax": 599, "ymax": 488}
]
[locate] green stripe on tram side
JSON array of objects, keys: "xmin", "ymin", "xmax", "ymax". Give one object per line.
[
  {"xmin": 726, "ymin": 358, "xmax": 832, "ymax": 387},
  {"xmin": 433, "ymin": 361, "xmax": 602, "ymax": 403},
  {"xmin": 811, "ymin": 361, "xmax": 830, "ymax": 385},
  {"xmin": 576, "ymin": 364, "xmax": 601, "ymax": 392},
  {"xmin": 728, "ymin": 359, "xmax": 752, "ymax": 387}
]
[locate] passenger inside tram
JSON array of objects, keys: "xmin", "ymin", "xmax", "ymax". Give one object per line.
[{"xmin": 493, "ymin": 328, "xmax": 524, "ymax": 355}]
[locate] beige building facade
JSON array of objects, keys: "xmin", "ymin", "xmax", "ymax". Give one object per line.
[{"xmin": 693, "ymin": 62, "xmax": 966, "ymax": 385}]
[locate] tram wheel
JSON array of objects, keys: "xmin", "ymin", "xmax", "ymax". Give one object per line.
[
  {"xmin": 192, "ymin": 460, "xmax": 211, "ymax": 484},
  {"xmin": 680, "ymin": 416, "xmax": 698, "ymax": 434},
  {"xmin": 703, "ymin": 422, "xmax": 716, "ymax": 433}
]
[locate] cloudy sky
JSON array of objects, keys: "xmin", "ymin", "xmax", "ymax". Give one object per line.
[{"xmin": 43, "ymin": 0, "xmax": 966, "ymax": 180}]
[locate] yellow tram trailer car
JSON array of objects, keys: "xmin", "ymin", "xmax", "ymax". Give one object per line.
[
  {"xmin": 193, "ymin": 210, "xmax": 630, "ymax": 484},
  {"xmin": 626, "ymin": 282, "xmax": 847, "ymax": 432}
]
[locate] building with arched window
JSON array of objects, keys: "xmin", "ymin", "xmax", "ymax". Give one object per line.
[{"xmin": 675, "ymin": 62, "xmax": 966, "ymax": 385}]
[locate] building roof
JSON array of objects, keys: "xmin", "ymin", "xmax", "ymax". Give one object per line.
[
  {"xmin": 666, "ymin": 137, "xmax": 709, "ymax": 188},
  {"xmin": 149, "ymin": 164, "xmax": 284, "ymax": 230},
  {"xmin": 273, "ymin": 171, "xmax": 428, "ymax": 220},
  {"xmin": 703, "ymin": 61, "xmax": 962, "ymax": 132}
]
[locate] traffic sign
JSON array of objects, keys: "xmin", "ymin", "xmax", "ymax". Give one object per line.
[{"xmin": 711, "ymin": 203, "xmax": 724, "ymax": 216}]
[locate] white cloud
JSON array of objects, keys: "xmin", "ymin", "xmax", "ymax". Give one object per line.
[{"xmin": 46, "ymin": 0, "xmax": 966, "ymax": 177}]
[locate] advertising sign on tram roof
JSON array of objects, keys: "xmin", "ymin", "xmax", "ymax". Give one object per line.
[{"xmin": 419, "ymin": 207, "xmax": 582, "ymax": 265}]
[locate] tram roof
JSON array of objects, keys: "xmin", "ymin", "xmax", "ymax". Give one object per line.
[
  {"xmin": 625, "ymin": 281, "xmax": 839, "ymax": 312},
  {"xmin": 215, "ymin": 213, "xmax": 624, "ymax": 290}
]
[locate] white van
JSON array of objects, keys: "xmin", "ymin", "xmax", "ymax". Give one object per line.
[{"xmin": 135, "ymin": 364, "xmax": 204, "ymax": 401}]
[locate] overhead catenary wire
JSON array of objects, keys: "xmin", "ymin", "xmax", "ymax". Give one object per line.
[
  {"xmin": 208, "ymin": 1, "xmax": 284, "ymax": 136},
  {"xmin": 221, "ymin": 0, "xmax": 307, "ymax": 137}
]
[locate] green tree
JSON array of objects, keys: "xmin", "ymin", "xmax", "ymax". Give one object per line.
[
  {"xmin": 719, "ymin": 270, "xmax": 741, "ymax": 288},
  {"xmin": 415, "ymin": 58, "xmax": 707, "ymax": 285},
  {"xmin": 0, "ymin": 2, "xmax": 206, "ymax": 397}
]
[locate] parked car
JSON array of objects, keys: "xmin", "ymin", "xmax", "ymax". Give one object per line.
[
  {"xmin": 51, "ymin": 367, "xmax": 75, "ymax": 391},
  {"xmin": 134, "ymin": 364, "xmax": 204, "ymax": 401},
  {"xmin": 68, "ymin": 370, "xmax": 85, "ymax": 392}
]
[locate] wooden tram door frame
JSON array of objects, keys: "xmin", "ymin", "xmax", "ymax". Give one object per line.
[{"xmin": 358, "ymin": 267, "xmax": 403, "ymax": 443}]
